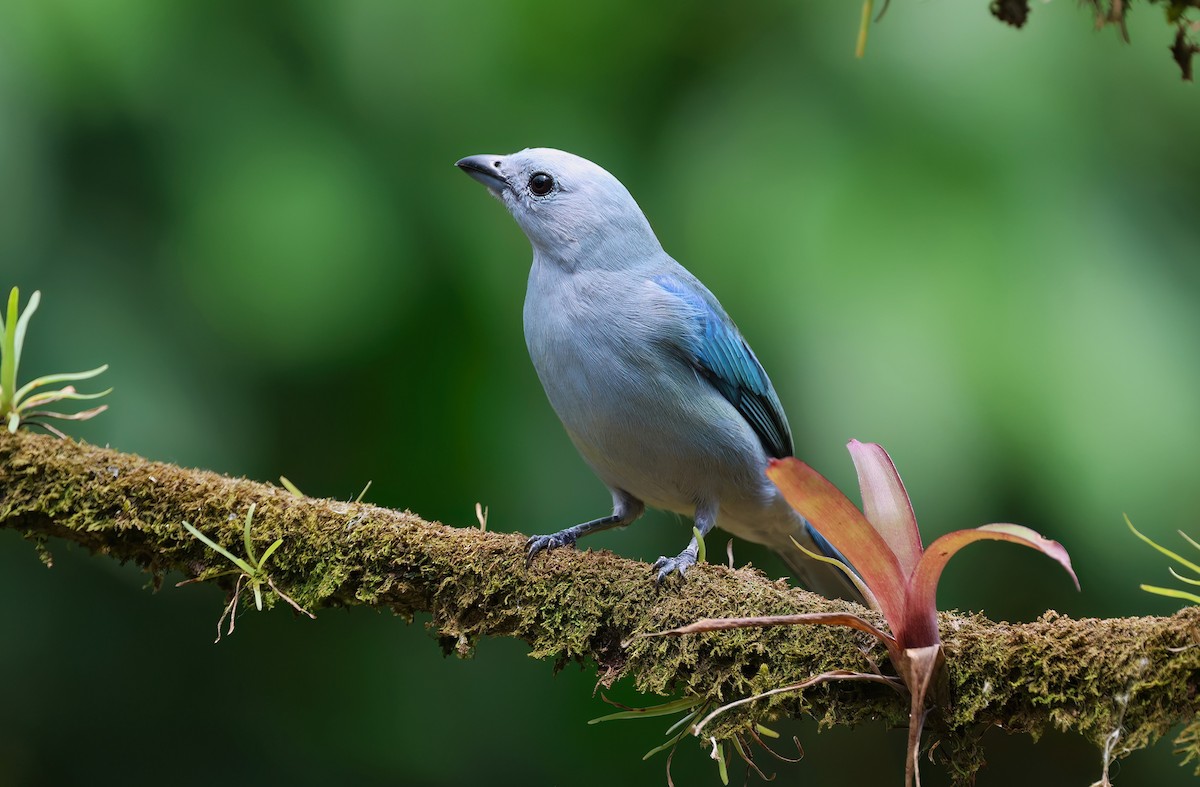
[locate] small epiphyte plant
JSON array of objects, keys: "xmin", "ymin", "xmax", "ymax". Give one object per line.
[
  {"xmin": 279, "ymin": 474, "xmax": 372, "ymax": 504},
  {"xmin": 178, "ymin": 503, "xmax": 315, "ymax": 642},
  {"xmin": 637, "ymin": 440, "xmax": 1079, "ymax": 787},
  {"xmin": 0, "ymin": 287, "xmax": 110, "ymax": 437},
  {"xmin": 589, "ymin": 695, "xmax": 802, "ymax": 785},
  {"xmin": 1128, "ymin": 515, "xmax": 1200, "ymax": 605}
]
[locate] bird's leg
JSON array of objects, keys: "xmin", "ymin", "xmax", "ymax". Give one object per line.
[
  {"xmin": 526, "ymin": 491, "xmax": 643, "ymax": 566},
  {"xmin": 653, "ymin": 501, "xmax": 718, "ymax": 583}
]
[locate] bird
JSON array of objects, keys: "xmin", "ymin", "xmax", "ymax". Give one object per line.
[{"xmin": 456, "ymin": 147, "xmax": 855, "ymax": 597}]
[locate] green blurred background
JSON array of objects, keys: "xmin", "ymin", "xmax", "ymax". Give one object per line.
[{"xmin": 1, "ymin": 1, "xmax": 1197, "ymax": 785}]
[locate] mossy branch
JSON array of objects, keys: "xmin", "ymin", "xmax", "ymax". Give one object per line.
[{"xmin": 1, "ymin": 430, "xmax": 1198, "ymax": 782}]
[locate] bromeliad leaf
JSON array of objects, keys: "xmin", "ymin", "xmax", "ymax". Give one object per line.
[
  {"xmin": 848, "ymin": 440, "xmax": 922, "ymax": 577},
  {"xmin": 767, "ymin": 455, "xmax": 908, "ymax": 634},
  {"xmin": 904, "ymin": 523, "xmax": 1078, "ymax": 649}
]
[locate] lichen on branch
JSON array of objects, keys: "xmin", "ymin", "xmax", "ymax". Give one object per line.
[{"xmin": 1, "ymin": 430, "xmax": 1198, "ymax": 784}]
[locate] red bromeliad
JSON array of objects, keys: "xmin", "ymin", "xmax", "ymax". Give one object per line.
[{"xmin": 651, "ymin": 440, "xmax": 1079, "ymax": 786}]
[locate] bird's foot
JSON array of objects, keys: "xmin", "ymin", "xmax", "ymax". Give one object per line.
[
  {"xmin": 652, "ymin": 546, "xmax": 699, "ymax": 584},
  {"xmin": 525, "ymin": 529, "xmax": 578, "ymax": 567}
]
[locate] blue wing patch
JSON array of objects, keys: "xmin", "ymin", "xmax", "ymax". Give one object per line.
[{"xmin": 654, "ymin": 275, "xmax": 794, "ymax": 459}]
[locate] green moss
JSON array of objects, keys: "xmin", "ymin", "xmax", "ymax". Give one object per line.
[{"xmin": 3, "ymin": 430, "xmax": 1200, "ymax": 785}]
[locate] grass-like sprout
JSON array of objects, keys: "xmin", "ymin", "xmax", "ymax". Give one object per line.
[
  {"xmin": 0, "ymin": 287, "xmax": 110, "ymax": 437},
  {"xmin": 177, "ymin": 503, "xmax": 315, "ymax": 642},
  {"xmin": 1128, "ymin": 515, "xmax": 1200, "ymax": 605},
  {"xmin": 589, "ymin": 695, "xmax": 802, "ymax": 785}
]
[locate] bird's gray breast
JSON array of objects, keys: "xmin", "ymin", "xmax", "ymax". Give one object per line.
[
  {"xmin": 523, "ymin": 262, "xmax": 668, "ymax": 433},
  {"xmin": 522, "ymin": 258, "xmax": 769, "ymax": 512}
]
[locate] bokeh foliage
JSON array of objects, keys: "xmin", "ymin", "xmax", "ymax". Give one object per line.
[{"xmin": 1, "ymin": 1, "xmax": 1197, "ymax": 785}]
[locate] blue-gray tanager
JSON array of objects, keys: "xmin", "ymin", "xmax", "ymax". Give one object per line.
[{"xmin": 456, "ymin": 148, "xmax": 853, "ymax": 596}]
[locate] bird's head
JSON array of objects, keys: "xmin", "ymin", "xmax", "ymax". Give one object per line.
[{"xmin": 456, "ymin": 148, "xmax": 661, "ymax": 267}]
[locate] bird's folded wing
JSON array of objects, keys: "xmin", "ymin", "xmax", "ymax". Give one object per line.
[{"xmin": 653, "ymin": 274, "xmax": 794, "ymax": 459}]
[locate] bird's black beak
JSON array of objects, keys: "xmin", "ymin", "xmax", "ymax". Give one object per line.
[{"xmin": 455, "ymin": 155, "xmax": 509, "ymax": 194}]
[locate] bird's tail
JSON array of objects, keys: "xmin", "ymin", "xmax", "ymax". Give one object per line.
[{"xmin": 774, "ymin": 516, "xmax": 865, "ymax": 604}]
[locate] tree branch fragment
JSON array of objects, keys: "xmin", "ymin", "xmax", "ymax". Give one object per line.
[{"xmin": 1, "ymin": 430, "xmax": 1198, "ymax": 783}]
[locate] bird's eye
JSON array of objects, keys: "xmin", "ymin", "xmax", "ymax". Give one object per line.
[{"xmin": 529, "ymin": 172, "xmax": 554, "ymax": 196}]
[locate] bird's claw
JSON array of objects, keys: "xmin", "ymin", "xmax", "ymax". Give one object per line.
[
  {"xmin": 652, "ymin": 549, "xmax": 698, "ymax": 584},
  {"xmin": 525, "ymin": 530, "xmax": 578, "ymax": 567}
]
